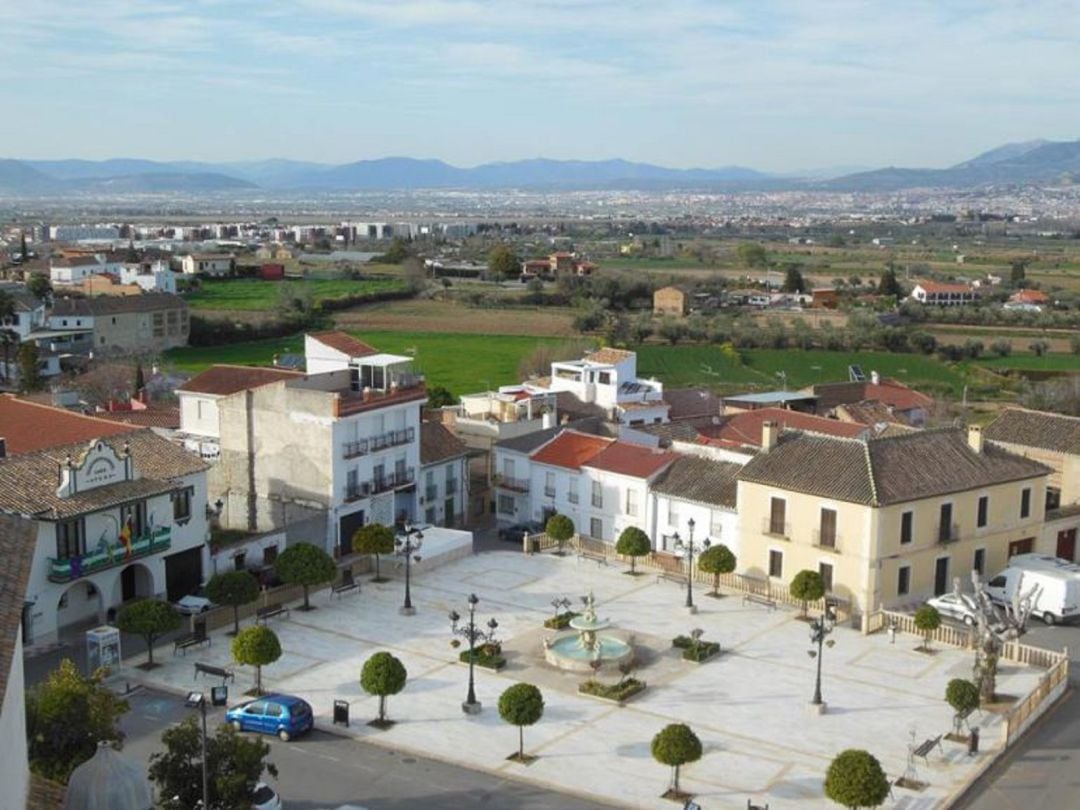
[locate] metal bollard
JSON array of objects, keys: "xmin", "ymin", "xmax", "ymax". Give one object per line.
[{"xmin": 968, "ymin": 726, "xmax": 980, "ymax": 756}]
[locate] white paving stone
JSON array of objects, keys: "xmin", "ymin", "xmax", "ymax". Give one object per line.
[{"xmin": 128, "ymin": 550, "xmax": 1045, "ymax": 809}]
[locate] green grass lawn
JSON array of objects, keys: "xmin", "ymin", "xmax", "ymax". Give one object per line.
[
  {"xmin": 183, "ymin": 278, "xmax": 407, "ymax": 311},
  {"xmin": 976, "ymin": 354, "xmax": 1080, "ymax": 372}
]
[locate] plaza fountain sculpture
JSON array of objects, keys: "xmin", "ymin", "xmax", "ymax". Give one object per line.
[{"xmin": 544, "ymin": 591, "xmax": 634, "ymax": 672}]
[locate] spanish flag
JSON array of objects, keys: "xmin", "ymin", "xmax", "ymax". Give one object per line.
[{"xmin": 120, "ymin": 519, "xmax": 133, "ymax": 560}]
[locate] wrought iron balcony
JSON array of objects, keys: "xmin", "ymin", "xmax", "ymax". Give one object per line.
[
  {"xmin": 342, "ymin": 427, "xmax": 416, "ymax": 459},
  {"xmin": 812, "ymin": 528, "xmax": 841, "ymax": 551},
  {"xmin": 762, "ymin": 517, "xmax": 792, "ymax": 539},
  {"xmin": 937, "ymin": 522, "xmax": 961, "ymax": 544},
  {"xmin": 493, "ymin": 474, "xmax": 529, "ymax": 493},
  {"xmin": 372, "ymin": 467, "xmax": 416, "ymax": 494},
  {"xmin": 47, "ymin": 527, "xmax": 172, "ymax": 583}
]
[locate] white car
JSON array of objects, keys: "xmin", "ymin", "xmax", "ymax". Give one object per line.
[
  {"xmin": 251, "ymin": 782, "xmax": 282, "ymax": 810},
  {"xmin": 926, "ymin": 592, "xmax": 980, "ymax": 626},
  {"xmin": 173, "ymin": 593, "xmax": 215, "ymax": 615}
]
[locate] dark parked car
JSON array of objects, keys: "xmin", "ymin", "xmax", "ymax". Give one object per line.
[
  {"xmin": 226, "ymin": 694, "xmax": 313, "ymax": 741},
  {"xmin": 498, "ymin": 522, "xmax": 543, "ymax": 543}
]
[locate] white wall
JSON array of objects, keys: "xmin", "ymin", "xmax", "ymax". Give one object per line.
[
  {"xmin": 651, "ymin": 493, "xmax": 739, "ymax": 558},
  {"xmin": 179, "ymin": 392, "xmax": 221, "ymax": 438},
  {"xmin": 304, "ymin": 334, "xmax": 351, "ymax": 374},
  {"xmin": 0, "ymin": 627, "xmax": 29, "ymax": 810}
]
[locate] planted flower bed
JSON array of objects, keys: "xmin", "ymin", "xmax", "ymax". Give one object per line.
[
  {"xmin": 458, "ymin": 642, "xmax": 507, "ymax": 671},
  {"xmin": 544, "ymin": 611, "xmax": 579, "ymax": 630},
  {"xmin": 579, "ymin": 677, "xmax": 646, "ymax": 703},
  {"xmin": 672, "ymin": 634, "xmax": 721, "ymax": 663}
]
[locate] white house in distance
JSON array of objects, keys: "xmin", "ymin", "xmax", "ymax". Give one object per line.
[
  {"xmin": 119, "ymin": 260, "xmax": 178, "ymax": 293},
  {"xmin": 909, "ymin": 281, "xmax": 977, "ymax": 306},
  {"xmin": 540, "ymin": 348, "xmax": 668, "ymax": 426},
  {"xmin": 0, "ymin": 399, "xmax": 209, "ymax": 646},
  {"xmin": 418, "ymin": 421, "xmax": 470, "ymax": 528},
  {"xmin": 49, "ymin": 254, "xmax": 125, "ymax": 286},
  {"xmin": 649, "ymin": 453, "xmax": 742, "ymax": 556},
  {"xmin": 177, "ymin": 253, "xmax": 235, "ymax": 276}
]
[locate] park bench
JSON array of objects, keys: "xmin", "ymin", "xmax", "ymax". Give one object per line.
[
  {"xmin": 173, "ymin": 619, "xmax": 210, "ymax": 655},
  {"xmin": 194, "ymin": 662, "xmax": 234, "ymax": 683},
  {"xmin": 577, "ymin": 547, "xmax": 608, "ymax": 566},
  {"xmin": 256, "ymin": 603, "xmax": 290, "ymax": 623},
  {"xmin": 331, "ymin": 569, "xmax": 360, "ymax": 599},
  {"xmin": 656, "ymin": 570, "xmax": 687, "ymax": 586},
  {"xmin": 912, "ymin": 734, "xmax": 944, "ymax": 763},
  {"xmin": 742, "ymin": 592, "xmax": 777, "ymax": 611}
]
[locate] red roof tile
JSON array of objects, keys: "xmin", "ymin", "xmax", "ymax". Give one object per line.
[
  {"xmin": 308, "ymin": 330, "xmax": 378, "ymax": 358},
  {"xmin": 176, "ymin": 365, "xmax": 303, "ymax": 396},
  {"xmin": 862, "ymin": 381, "xmax": 933, "ymax": 412},
  {"xmin": 915, "ymin": 281, "xmax": 975, "ymax": 294},
  {"xmin": 530, "ymin": 430, "xmax": 613, "ymax": 470},
  {"xmin": 1010, "ymin": 289, "xmax": 1049, "ymax": 303},
  {"xmin": 583, "ymin": 442, "xmax": 677, "ymax": 479},
  {"xmin": 0, "ymin": 395, "xmax": 136, "ymax": 455},
  {"xmin": 706, "ymin": 407, "xmax": 865, "ymax": 448},
  {"xmin": 94, "ymin": 406, "xmax": 181, "ymax": 429}
]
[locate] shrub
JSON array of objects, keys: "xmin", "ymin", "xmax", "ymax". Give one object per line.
[
  {"xmin": 697, "ymin": 544, "xmax": 736, "ymax": 595},
  {"xmin": 824, "ymin": 749, "xmax": 890, "ymax": 810},
  {"xmin": 651, "ymin": 723, "xmax": 703, "ymax": 796},
  {"xmin": 545, "ymin": 514, "xmax": 575, "ymax": 555},
  {"xmin": 914, "ymin": 605, "xmax": 942, "ymax": 651},
  {"xmin": 459, "ymin": 642, "xmax": 506, "ymax": 670},
  {"xmin": 579, "ymin": 677, "xmax": 646, "ymax": 703},
  {"xmin": 615, "ymin": 526, "xmax": 651, "ymax": 574},
  {"xmin": 361, "ymin": 651, "xmax": 407, "ymax": 725},
  {"xmin": 790, "ymin": 570, "xmax": 826, "ymax": 618},
  {"xmin": 543, "ymin": 612, "xmax": 578, "ymax": 630},
  {"xmin": 946, "ymin": 678, "xmax": 980, "ymax": 734}
]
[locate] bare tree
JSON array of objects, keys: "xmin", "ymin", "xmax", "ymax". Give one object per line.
[{"xmin": 967, "ymin": 571, "xmax": 1038, "ymax": 703}]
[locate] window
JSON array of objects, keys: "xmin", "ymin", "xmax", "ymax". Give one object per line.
[
  {"xmin": 545, "ymin": 471, "xmax": 556, "ymax": 498},
  {"xmin": 938, "ymin": 503, "xmax": 954, "ymax": 542},
  {"xmin": 598, "ymin": 371, "xmax": 611, "ymax": 385},
  {"xmin": 768, "ymin": 497, "xmax": 786, "ymax": 536},
  {"xmin": 234, "ymin": 552, "xmax": 246, "ymax": 571},
  {"xmin": 977, "ymin": 495, "xmax": 988, "ymax": 528},
  {"xmin": 900, "ymin": 511, "xmax": 913, "ymax": 545},
  {"xmin": 625, "ymin": 488, "xmax": 638, "ymax": 517},
  {"xmin": 818, "ymin": 562, "xmax": 834, "ymax": 592},
  {"xmin": 1047, "ymin": 487, "xmax": 1062, "ymax": 511},
  {"xmin": 172, "ymin": 488, "xmax": 192, "ymax": 522},
  {"xmin": 1020, "ymin": 487, "xmax": 1032, "ymax": 519},
  {"xmin": 568, "ymin": 477, "xmax": 579, "ymax": 503},
  {"xmin": 591, "ymin": 480, "xmax": 603, "ymax": 509},
  {"xmin": 498, "ymin": 494, "xmax": 514, "ymax": 515},
  {"xmin": 263, "ymin": 545, "xmax": 278, "ymax": 565},
  {"xmin": 897, "ymin": 565, "xmax": 911, "ymax": 596},
  {"xmin": 768, "ymin": 549, "xmax": 783, "ymax": 578},
  {"xmin": 264, "ymin": 703, "xmax": 283, "ymax": 718},
  {"xmin": 56, "ymin": 518, "xmax": 85, "ymax": 559},
  {"xmin": 710, "ymin": 511, "xmax": 723, "ymax": 538},
  {"xmin": 818, "ymin": 508, "xmax": 837, "ymax": 548},
  {"xmin": 974, "ymin": 548, "xmax": 986, "ymax": 576},
  {"xmin": 668, "ymin": 501, "xmax": 680, "ymax": 529},
  {"xmin": 425, "ymin": 506, "xmax": 436, "ymax": 523},
  {"xmin": 590, "ymin": 517, "xmax": 603, "ymax": 539},
  {"xmin": 503, "ymin": 458, "xmax": 515, "ymax": 479}
]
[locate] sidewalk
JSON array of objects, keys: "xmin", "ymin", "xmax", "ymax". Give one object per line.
[{"xmin": 121, "ymin": 550, "xmax": 1045, "ymax": 809}]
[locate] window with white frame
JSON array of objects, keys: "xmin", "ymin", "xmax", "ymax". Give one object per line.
[
  {"xmin": 668, "ymin": 501, "xmax": 680, "ymax": 529},
  {"xmin": 625, "ymin": 488, "xmax": 638, "ymax": 517},
  {"xmin": 497, "ymin": 494, "xmax": 514, "ymax": 515},
  {"xmin": 568, "ymin": 475, "xmax": 579, "ymax": 503},
  {"xmin": 545, "ymin": 471, "xmax": 556, "ymax": 498},
  {"xmin": 591, "ymin": 480, "xmax": 603, "ymax": 508},
  {"xmin": 709, "ymin": 510, "xmax": 723, "ymax": 538}
]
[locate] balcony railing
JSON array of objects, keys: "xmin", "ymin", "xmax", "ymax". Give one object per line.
[
  {"xmin": 48, "ymin": 527, "xmax": 172, "ymax": 583},
  {"xmin": 938, "ymin": 522, "xmax": 960, "ymax": 544},
  {"xmin": 812, "ymin": 528, "xmax": 840, "ymax": 551},
  {"xmin": 372, "ymin": 468, "xmax": 415, "ymax": 494},
  {"xmin": 493, "ymin": 474, "xmax": 529, "ymax": 493},
  {"xmin": 568, "ymin": 490, "xmax": 579, "ymax": 504},
  {"xmin": 545, "ymin": 486, "xmax": 556, "ymax": 498},
  {"xmin": 342, "ymin": 427, "xmax": 415, "ymax": 459},
  {"xmin": 762, "ymin": 517, "xmax": 791, "ymax": 539}
]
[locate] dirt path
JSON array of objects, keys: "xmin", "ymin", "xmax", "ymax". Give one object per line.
[{"xmin": 332, "ymin": 298, "xmax": 578, "ymax": 336}]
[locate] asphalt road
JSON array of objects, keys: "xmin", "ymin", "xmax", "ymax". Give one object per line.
[
  {"xmin": 119, "ymin": 688, "xmax": 618, "ymax": 810},
  {"xmin": 950, "ymin": 620, "xmax": 1080, "ymax": 809}
]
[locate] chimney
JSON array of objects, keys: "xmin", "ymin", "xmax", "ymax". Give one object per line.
[
  {"xmin": 870, "ymin": 370, "xmax": 880, "ymax": 385},
  {"xmin": 761, "ymin": 420, "xmax": 779, "ymax": 452},
  {"xmin": 542, "ymin": 411, "xmax": 555, "ymax": 429},
  {"xmin": 968, "ymin": 424, "xmax": 984, "ymax": 454}
]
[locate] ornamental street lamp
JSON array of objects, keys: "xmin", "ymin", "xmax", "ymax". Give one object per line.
[
  {"xmin": 807, "ymin": 604, "xmax": 837, "ymax": 711},
  {"xmin": 449, "ymin": 593, "xmax": 499, "ymax": 715},
  {"xmin": 184, "ymin": 691, "xmax": 210, "ymax": 810},
  {"xmin": 673, "ymin": 517, "xmax": 710, "ymax": 614},
  {"xmin": 395, "ymin": 522, "xmax": 423, "ymax": 616}
]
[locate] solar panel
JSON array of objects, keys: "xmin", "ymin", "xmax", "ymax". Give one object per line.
[{"xmin": 848, "ymin": 364, "xmax": 866, "ymax": 382}]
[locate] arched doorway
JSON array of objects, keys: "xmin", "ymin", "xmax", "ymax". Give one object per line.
[
  {"xmin": 109, "ymin": 562, "xmax": 155, "ymax": 618},
  {"xmin": 56, "ymin": 580, "xmax": 105, "ymax": 638}
]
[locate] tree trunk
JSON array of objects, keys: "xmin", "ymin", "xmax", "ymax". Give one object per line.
[
  {"xmin": 145, "ymin": 634, "xmax": 155, "ymax": 667},
  {"xmin": 379, "ymin": 695, "xmax": 386, "ymax": 722},
  {"xmin": 712, "ymin": 573, "xmax": 719, "ymax": 596},
  {"xmin": 673, "ymin": 764, "xmax": 680, "ymax": 792},
  {"xmin": 630, "ymin": 556, "xmax": 636, "ymax": 574},
  {"xmin": 233, "ymin": 605, "xmax": 240, "ymax": 635},
  {"xmin": 519, "ymin": 726, "xmax": 524, "ymax": 760},
  {"xmin": 303, "ymin": 584, "xmax": 310, "ymax": 610},
  {"xmin": 375, "ymin": 554, "xmax": 381, "ymax": 579},
  {"xmin": 256, "ymin": 665, "xmax": 262, "ymax": 695}
]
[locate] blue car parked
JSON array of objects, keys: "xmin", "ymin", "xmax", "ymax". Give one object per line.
[{"xmin": 226, "ymin": 693, "xmax": 313, "ymax": 741}]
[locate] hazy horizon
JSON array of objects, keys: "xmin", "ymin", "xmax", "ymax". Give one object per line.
[{"xmin": 3, "ymin": 1, "xmax": 1078, "ymax": 172}]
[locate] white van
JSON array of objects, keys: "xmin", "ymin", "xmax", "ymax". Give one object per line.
[
  {"xmin": 985, "ymin": 566, "xmax": 1080, "ymax": 625},
  {"xmin": 1008, "ymin": 553, "xmax": 1080, "ymax": 575}
]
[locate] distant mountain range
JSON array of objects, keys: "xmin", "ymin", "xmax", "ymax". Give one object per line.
[{"xmin": 2, "ymin": 139, "xmax": 1079, "ymax": 195}]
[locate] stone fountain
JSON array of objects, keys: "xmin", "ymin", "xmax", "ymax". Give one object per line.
[{"xmin": 543, "ymin": 591, "xmax": 634, "ymax": 673}]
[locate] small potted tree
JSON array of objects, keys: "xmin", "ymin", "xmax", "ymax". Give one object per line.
[
  {"xmin": 697, "ymin": 543, "xmax": 736, "ymax": 597},
  {"xmin": 545, "ymin": 514, "xmax": 575, "ymax": 556},
  {"xmin": 353, "ymin": 524, "xmax": 395, "ymax": 582},
  {"xmin": 275, "ymin": 542, "xmax": 337, "ymax": 610},
  {"xmin": 232, "ymin": 625, "xmax": 282, "ymax": 696},
  {"xmin": 116, "ymin": 598, "xmax": 181, "ymax": 670},
  {"xmin": 615, "ymin": 526, "xmax": 651, "ymax": 576},
  {"xmin": 790, "ymin": 569, "xmax": 826, "ymax": 619},
  {"xmin": 498, "ymin": 683, "xmax": 544, "ymax": 764},
  {"xmin": 652, "ymin": 723, "xmax": 702, "ymax": 802},
  {"xmin": 914, "ymin": 604, "xmax": 942, "ymax": 653},
  {"xmin": 945, "ymin": 678, "xmax": 980, "ymax": 742},
  {"xmin": 361, "ymin": 651, "xmax": 407, "ymax": 729},
  {"xmin": 206, "ymin": 570, "xmax": 259, "ymax": 635}
]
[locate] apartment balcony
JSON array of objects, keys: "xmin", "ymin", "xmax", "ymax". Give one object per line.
[
  {"xmin": 373, "ymin": 468, "xmax": 416, "ymax": 495},
  {"xmin": 493, "ymin": 474, "xmax": 529, "ymax": 493},
  {"xmin": 342, "ymin": 427, "xmax": 416, "ymax": 459},
  {"xmin": 762, "ymin": 518, "xmax": 792, "ymax": 539},
  {"xmin": 937, "ymin": 523, "xmax": 961, "ymax": 545},
  {"xmin": 812, "ymin": 529, "xmax": 841, "ymax": 552},
  {"xmin": 48, "ymin": 527, "xmax": 172, "ymax": 583}
]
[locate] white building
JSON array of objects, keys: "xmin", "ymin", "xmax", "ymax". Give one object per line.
[
  {"xmin": 542, "ymin": 348, "xmax": 668, "ymax": 426},
  {"xmin": 649, "ymin": 454, "xmax": 743, "ymax": 557},
  {"xmin": 177, "ymin": 253, "xmax": 234, "ymax": 276},
  {"xmin": 120, "ymin": 260, "xmax": 178, "ymax": 293},
  {"xmin": 418, "ymin": 421, "xmax": 470, "ymax": 528},
  {"xmin": 50, "ymin": 254, "xmax": 125, "ymax": 285},
  {"xmin": 0, "ymin": 515, "xmax": 35, "ymax": 810}
]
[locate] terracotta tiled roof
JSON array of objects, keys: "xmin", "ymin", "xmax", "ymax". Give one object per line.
[
  {"xmin": 94, "ymin": 406, "xmax": 181, "ymax": 430},
  {"xmin": 420, "ymin": 421, "xmax": 468, "ymax": 465},
  {"xmin": 738, "ymin": 428, "xmax": 1050, "ymax": 506},
  {"xmin": 51, "ymin": 294, "xmax": 187, "ymax": 316},
  {"xmin": 707, "ymin": 407, "xmax": 865, "ymax": 448},
  {"xmin": 651, "ymin": 455, "xmax": 741, "ymax": 508},
  {"xmin": 583, "ymin": 441, "xmax": 676, "ymax": 479},
  {"xmin": 1010, "ymin": 289, "xmax": 1050, "ymax": 303},
  {"xmin": 530, "ymin": 430, "xmax": 613, "ymax": 470},
  {"xmin": 307, "ymin": 330, "xmax": 378, "ymax": 358},
  {"xmin": 0, "ymin": 514, "xmax": 35, "ymax": 723},
  {"xmin": 176, "ymin": 364, "xmax": 303, "ymax": 396},
  {"xmin": 915, "ymin": 281, "xmax": 975, "ymax": 294},
  {"xmin": 665, "ymin": 388, "xmax": 722, "ymax": 421},
  {"xmin": 583, "ymin": 348, "xmax": 635, "ymax": 365},
  {"xmin": 0, "ymin": 429, "xmax": 207, "ymax": 519},
  {"xmin": 0, "ymin": 395, "xmax": 137, "ymax": 455},
  {"xmin": 494, "ymin": 418, "xmax": 611, "ymax": 454},
  {"xmin": 811, "ymin": 380, "xmax": 932, "ymax": 413},
  {"xmin": 833, "ymin": 400, "xmax": 906, "ymax": 427},
  {"xmin": 984, "ymin": 408, "xmax": 1080, "ymax": 455}
]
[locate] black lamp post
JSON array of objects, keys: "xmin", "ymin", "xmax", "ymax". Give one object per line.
[
  {"xmin": 808, "ymin": 604, "xmax": 837, "ymax": 710},
  {"xmin": 449, "ymin": 593, "xmax": 498, "ymax": 715},
  {"xmin": 395, "ymin": 522, "xmax": 423, "ymax": 616},
  {"xmin": 673, "ymin": 517, "xmax": 710, "ymax": 614}
]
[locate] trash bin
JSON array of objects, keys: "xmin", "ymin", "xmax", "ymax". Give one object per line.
[{"xmin": 968, "ymin": 726, "xmax": 979, "ymax": 756}]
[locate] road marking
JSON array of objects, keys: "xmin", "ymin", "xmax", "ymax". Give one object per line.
[{"xmin": 291, "ymin": 746, "xmax": 342, "ymax": 763}]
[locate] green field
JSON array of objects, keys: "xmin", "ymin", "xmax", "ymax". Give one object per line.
[
  {"xmin": 184, "ymin": 278, "xmax": 407, "ymax": 311},
  {"xmin": 977, "ymin": 354, "xmax": 1080, "ymax": 372}
]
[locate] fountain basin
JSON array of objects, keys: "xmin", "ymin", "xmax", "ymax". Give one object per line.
[{"xmin": 544, "ymin": 632, "xmax": 634, "ymax": 673}]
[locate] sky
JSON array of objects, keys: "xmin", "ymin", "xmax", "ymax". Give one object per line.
[{"xmin": 2, "ymin": 0, "xmax": 1079, "ymax": 172}]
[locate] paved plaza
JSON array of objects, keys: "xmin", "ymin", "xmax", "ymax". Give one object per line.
[{"xmin": 128, "ymin": 550, "xmax": 1045, "ymax": 809}]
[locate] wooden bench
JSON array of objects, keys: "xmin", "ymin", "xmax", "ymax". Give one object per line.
[
  {"xmin": 331, "ymin": 570, "xmax": 360, "ymax": 599},
  {"xmin": 912, "ymin": 734, "xmax": 943, "ymax": 762},
  {"xmin": 173, "ymin": 630, "xmax": 210, "ymax": 656},
  {"xmin": 656, "ymin": 570, "xmax": 687, "ymax": 586},
  {"xmin": 194, "ymin": 662, "xmax": 234, "ymax": 683},
  {"xmin": 577, "ymin": 548, "xmax": 607, "ymax": 566},
  {"xmin": 742, "ymin": 592, "xmax": 777, "ymax": 610},
  {"xmin": 256, "ymin": 603, "xmax": 290, "ymax": 623}
]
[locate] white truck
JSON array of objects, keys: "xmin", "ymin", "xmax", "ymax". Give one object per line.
[{"xmin": 985, "ymin": 561, "xmax": 1080, "ymax": 626}]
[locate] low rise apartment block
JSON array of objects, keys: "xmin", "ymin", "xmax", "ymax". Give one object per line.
[{"xmin": 49, "ymin": 294, "xmax": 189, "ymax": 355}]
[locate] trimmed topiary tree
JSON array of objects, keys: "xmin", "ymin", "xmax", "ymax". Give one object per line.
[
  {"xmin": 116, "ymin": 598, "xmax": 181, "ymax": 669},
  {"xmin": 205, "ymin": 570, "xmax": 259, "ymax": 635},
  {"xmin": 498, "ymin": 682, "xmax": 545, "ymax": 763},
  {"xmin": 232, "ymin": 625, "xmax": 281, "ymax": 696},
  {"xmin": 545, "ymin": 513, "xmax": 575, "ymax": 556},
  {"xmin": 651, "ymin": 722, "xmax": 703, "ymax": 798},
  {"xmin": 697, "ymin": 544, "xmax": 736, "ymax": 596},
  {"xmin": 361, "ymin": 651, "xmax": 407, "ymax": 727},
  {"xmin": 946, "ymin": 678, "xmax": 980, "ymax": 736},
  {"xmin": 824, "ymin": 748, "xmax": 890, "ymax": 810},
  {"xmin": 914, "ymin": 604, "xmax": 942, "ymax": 651},
  {"xmin": 790, "ymin": 569, "xmax": 826, "ymax": 618},
  {"xmin": 274, "ymin": 542, "xmax": 337, "ymax": 610},
  {"xmin": 615, "ymin": 526, "xmax": 651, "ymax": 575},
  {"xmin": 352, "ymin": 524, "xmax": 395, "ymax": 582}
]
